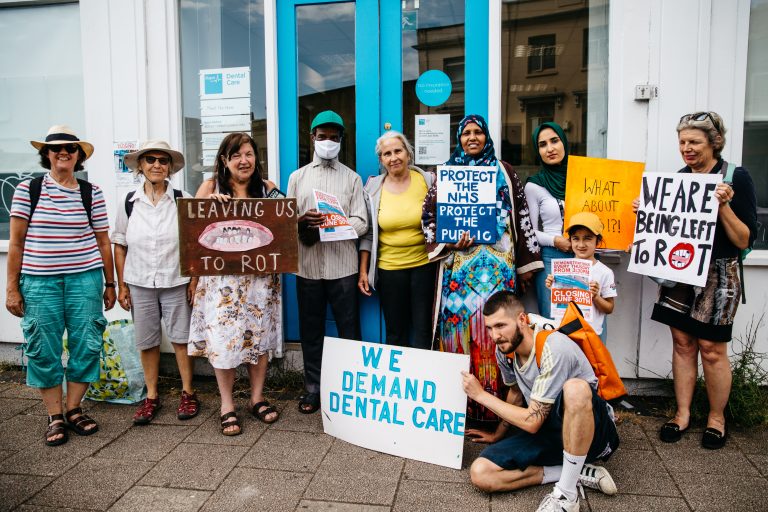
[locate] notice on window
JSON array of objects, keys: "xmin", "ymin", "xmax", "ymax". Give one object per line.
[
  {"xmin": 414, "ymin": 114, "xmax": 450, "ymax": 165},
  {"xmin": 199, "ymin": 67, "xmax": 252, "ymax": 169},
  {"xmin": 114, "ymin": 141, "xmax": 139, "ymax": 188},
  {"xmin": 314, "ymin": 189, "xmax": 358, "ymax": 242}
]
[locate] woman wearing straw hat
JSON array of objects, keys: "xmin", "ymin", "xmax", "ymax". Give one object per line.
[
  {"xmin": 112, "ymin": 140, "xmax": 199, "ymax": 425},
  {"xmin": 6, "ymin": 125, "xmax": 115, "ymax": 446}
]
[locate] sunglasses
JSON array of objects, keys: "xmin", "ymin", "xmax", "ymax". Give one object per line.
[
  {"xmin": 47, "ymin": 144, "xmax": 80, "ymax": 154},
  {"xmin": 679, "ymin": 112, "xmax": 722, "ymax": 134},
  {"xmin": 142, "ymin": 155, "xmax": 170, "ymax": 165}
]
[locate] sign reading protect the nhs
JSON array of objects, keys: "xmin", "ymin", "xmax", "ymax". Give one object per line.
[
  {"xmin": 199, "ymin": 66, "xmax": 250, "ymax": 100},
  {"xmin": 436, "ymin": 166, "xmax": 498, "ymax": 244},
  {"xmin": 320, "ymin": 337, "xmax": 469, "ymax": 469}
]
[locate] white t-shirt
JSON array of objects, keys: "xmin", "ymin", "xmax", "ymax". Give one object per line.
[
  {"xmin": 524, "ymin": 182, "xmax": 564, "ymax": 247},
  {"xmin": 589, "ymin": 260, "xmax": 617, "ymax": 335}
]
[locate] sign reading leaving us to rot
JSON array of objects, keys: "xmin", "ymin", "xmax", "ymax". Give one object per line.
[
  {"xmin": 564, "ymin": 156, "xmax": 645, "ymax": 250},
  {"xmin": 178, "ymin": 198, "xmax": 298, "ymax": 276}
]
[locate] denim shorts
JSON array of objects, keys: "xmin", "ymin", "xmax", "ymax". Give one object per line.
[
  {"xmin": 20, "ymin": 269, "xmax": 107, "ymax": 388},
  {"xmin": 480, "ymin": 386, "xmax": 620, "ymax": 470}
]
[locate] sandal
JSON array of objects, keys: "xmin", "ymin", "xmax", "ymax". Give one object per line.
[
  {"xmin": 133, "ymin": 398, "xmax": 161, "ymax": 425},
  {"xmin": 45, "ymin": 414, "xmax": 69, "ymax": 447},
  {"xmin": 298, "ymin": 392, "xmax": 320, "ymax": 414},
  {"xmin": 659, "ymin": 421, "xmax": 689, "ymax": 443},
  {"xmin": 177, "ymin": 391, "xmax": 200, "ymax": 420},
  {"xmin": 220, "ymin": 411, "xmax": 242, "ymax": 436},
  {"xmin": 702, "ymin": 426, "xmax": 727, "ymax": 450},
  {"xmin": 251, "ymin": 400, "xmax": 279, "ymax": 424},
  {"xmin": 65, "ymin": 407, "xmax": 99, "ymax": 436}
]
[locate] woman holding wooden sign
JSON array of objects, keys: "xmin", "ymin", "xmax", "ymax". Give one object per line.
[
  {"xmin": 422, "ymin": 114, "xmax": 543, "ymax": 422},
  {"xmin": 525, "ymin": 122, "xmax": 574, "ymax": 320},
  {"xmin": 358, "ymin": 131, "xmax": 436, "ymax": 349},
  {"xmin": 650, "ymin": 112, "xmax": 756, "ymax": 450},
  {"xmin": 189, "ymin": 133, "xmax": 282, "ymax": 435}
]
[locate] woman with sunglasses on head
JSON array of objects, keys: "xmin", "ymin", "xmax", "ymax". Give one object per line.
[
  {"xmin": 5, "ymin": 125, "xmax": 115, "ymax": 446},
  {"xmin": 422, "ymin": 114, "xmax": 543, "ymax": 423},
  {"xmin": 650, "ymin": 112, "xmax": 756, "ymax": 449},
  {"xmin": 112, "ymin": 141, "xmax": 199, "ymax": 425},
  {"xmin": 188, "ymin": 132, "xmax": 282, "ymax": 436}
]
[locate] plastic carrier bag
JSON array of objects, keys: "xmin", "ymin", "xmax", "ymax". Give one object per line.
[{"xmin": 86, "ymin": 319, "xmax": 146, "ymax": 404}]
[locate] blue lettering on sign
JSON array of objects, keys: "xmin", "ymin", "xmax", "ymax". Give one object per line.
[
  {"xmin": 361, "ymin": 346, "xmax": 383, "ymax": 369},
  {"xmin": 415, "ymin": 70, "xmax": 452, "ymax": 107},
  {"xmin": 204, "ymin": 73, "xmax": 223, "ymax": 94}
]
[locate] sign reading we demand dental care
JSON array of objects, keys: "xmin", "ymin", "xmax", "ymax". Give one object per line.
[
  {"xmin": 321, "ymin": 338, "xmax": 470, "ymax": 469},
  {"xmin": 627, "ymin": 172, "xmax": 721, "ymax": 287},
  {"xmin": 436, "ymin": 166, "xmax": 497, "ymax": 244}
]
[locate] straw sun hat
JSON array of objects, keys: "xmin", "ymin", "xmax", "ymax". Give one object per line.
[
  {"xmin": 30, "ymin": 124, "xmax": 94, "ymax": 160},
  {"xmin": 124, "ymin": 140, "xmax": 185, "ymax": 174}
]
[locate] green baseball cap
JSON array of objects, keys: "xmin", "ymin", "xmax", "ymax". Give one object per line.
[{"xmin": 310, "ymin": 110, "xmax": 344, "ymax": 132}]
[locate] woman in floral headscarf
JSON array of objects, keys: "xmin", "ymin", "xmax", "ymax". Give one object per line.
[{"xmin": 422, "ymin": 114, "xmax": 543, "ymax": 422}]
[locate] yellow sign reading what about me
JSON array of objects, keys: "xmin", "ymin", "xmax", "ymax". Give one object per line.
[{"xmin": 564, "ymin": 156, "xmax": 645, "ymax": 250}]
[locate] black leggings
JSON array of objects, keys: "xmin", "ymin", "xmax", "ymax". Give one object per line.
[{"xmin": 377, "ymin": 262, "xmax": 437, "ymax": 350}]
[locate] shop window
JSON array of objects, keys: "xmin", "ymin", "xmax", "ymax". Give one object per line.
[
  {"xmin": 527, "ymin": 34, "xmax": 557, "ymax": 74},
  {"xmin": 443, "ymin": 56, "xmax": 465, "ymax": 92},
  {"xmin": 178, "ymin": 0, "xmax": 268, "ymax": 194},
  {"xmin": 501, "ymin": 0, "xmax": 608, "ymax": 179},
  {"xmin": 0, "ymin": 3, "xmax": 85, "ymax": 240},
  {"xmin": 744, "ymin": 0, "xmax": 768, "ymax": 249}
]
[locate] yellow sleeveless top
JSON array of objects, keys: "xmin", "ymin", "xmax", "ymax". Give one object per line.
[{"xmin": 378, "ymin": 170, "xmax": 429, "ymax": 270}]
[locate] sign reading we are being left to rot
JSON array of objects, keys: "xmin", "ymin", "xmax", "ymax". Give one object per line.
[
  {"xmin": 564, "ymin": 156, "xmax": 645, "ymax": 250},
  {"xmin": 178, "ymin": 198, "xmax": 298, "ymax": 276}
]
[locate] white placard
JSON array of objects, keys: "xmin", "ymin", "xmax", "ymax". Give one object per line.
[
  {"xmin": 199, "ymin": 66, "xmax": 250, "ymax": 100},
  {"xmin": 200, "ymin": 97, "xmax": 251, "ymax": 116},
  {"xmin": 414, "ymin": 114, "xmax": 451, "ymax": 165},
  {"xmin": 436, "ymin": 166, "xmax": 498, "ymax": 244},
  {"xmin": 321, "ymin": 337, "xmax": 470, "ymax": 469},
  {"xmin": 627, "ymin": 172, "xmax": 721, "ymax": 287},
  {"xmin": 201, "ymin": 115, "xmax": 251, "ymax": 133},
  {"xmin": 202, "ymin": 132, "xmax": 228, "ymax": 151}
]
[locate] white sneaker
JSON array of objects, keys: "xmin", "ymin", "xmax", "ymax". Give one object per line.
[
  {"xmin": 535, "ymin": 487, "xmax": 580, "ymax": 512},
  {"xmin": 579, "ymin": 463, "xmax": 617, "ymax": 495}
]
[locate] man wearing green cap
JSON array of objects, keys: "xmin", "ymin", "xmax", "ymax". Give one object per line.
[{"xmin": 287, "ymin": 110, "xmax": 368, "ymax": 414}]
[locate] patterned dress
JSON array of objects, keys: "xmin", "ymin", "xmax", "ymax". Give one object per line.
[{"xmin": 188, "ymin": 274, "xmax": 281, "ymax": 369}]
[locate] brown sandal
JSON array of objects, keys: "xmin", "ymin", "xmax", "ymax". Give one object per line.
[
  {"xmin": 45, "ymin": 414, "xmax": 69, "ymax": 446},
  {"xmin": 220, "ymin": 411, "xmax": 242, "ymax": 436},
  {"xmin": 65, "ymin": 407, "xmax": 99, "ymax": 436},
  {"xmin": 251, "ymin": 401, "xmax": 279, "ymax": 424}
]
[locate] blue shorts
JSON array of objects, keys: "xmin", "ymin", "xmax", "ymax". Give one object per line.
[{"xmin": 480, "ymin": 386, "xmax": 620, "ymax": 470}]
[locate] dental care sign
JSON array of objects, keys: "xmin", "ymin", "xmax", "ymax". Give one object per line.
[
  {"xmin": 178, "ymin": 198, "xmax": 298, "ymax": 276},
  {"xmin": 199, "ymin": 67, "xmax": 250, "ymax": 100},
  {"xmin": 627, "ymin": 172, "xmax": 720, "ymax": 287},
  {"xmin": 321, "ymin": 337, "xmax": 470, "ymax": 469},
  {"xmin": 436, "ymin": 166, "xmax": 497, "ymax": 244}
]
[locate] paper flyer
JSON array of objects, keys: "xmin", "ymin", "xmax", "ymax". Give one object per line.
[
  {"xmin": 550, "ymin": 258, "xmax": 593, "ymax": 322},
  {"xmin": 313, "ymin": 189, "xmax": 358, "ymax": 242},
  {"xmin": 113, "ymin": 141, "xmax": 140, "ymax": 187}
]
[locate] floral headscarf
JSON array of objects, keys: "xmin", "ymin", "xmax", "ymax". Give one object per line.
[{"xmin": 446, "ymin": 114, "xmax": 497, "ymax": 167}]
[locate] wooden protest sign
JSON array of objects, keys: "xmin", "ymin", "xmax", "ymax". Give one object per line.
[
  {"xmin": 178, "ymin": 198, "xmax": 298, "ymax": 276},
  {"xmin": 321, "ymin": 337, "xmax": 470, "ymax": 469},
  {"xmin": 627, "ymin": 172, "xmax": 720, "ymax": 287},
  {"xmin": 436, "ymin": 165, "xmax": 497, "ymax": 244},
  {"xmin": 565, "ymin": 156, "xmax": 645, "ymax": 250}
]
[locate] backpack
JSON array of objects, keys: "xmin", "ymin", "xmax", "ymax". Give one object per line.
[
  {"xmin": 534, "ymin": 301, "xmax": 627, "ymax": 401},
  {"xmin": 125, "ymin": 188, "xmax": 183, "ymax": 218},
  {"xmin": 28, "ymin": 175, "xmax": 93, "ymax": 227},
  {"xmin": 721, "ymin": 161, "xmax": 752, "ymax": 304}
]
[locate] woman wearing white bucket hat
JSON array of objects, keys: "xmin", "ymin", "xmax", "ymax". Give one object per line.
[
  {"xmin": 112, "ymin": 140, "xmax": 199, "ymax": 425},
  {"xmin": 6, "ymin": 124, "xmax": 115, "ymax": 446}
]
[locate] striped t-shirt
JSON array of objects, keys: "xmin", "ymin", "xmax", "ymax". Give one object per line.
[{"xmin": 10, "ymin": 174, "xmax": 109, "ymax": 275}]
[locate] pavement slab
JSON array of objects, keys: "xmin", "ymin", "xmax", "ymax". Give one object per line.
[
  {"xmin": 94, "ymin": 424, "xmax": 194, "ymax": 461},
  {"xmin": 107, "ymin": 486, "xmax": 211, "ymax": 512},
  {"xmin": 0, "ymin": 474, "xmax": 53, "ymax": 512},
  {"xmin": 731, "ymin": 425, "xmax": 768, "ymax": 454},
  {"xmin": 490, "ymin": 486, "xmax": 551, "ymax": 511},
  {"xmin": 392, "ymin": 479, "xmax": 489, "ymax": 512},
  {"xmin": 201, "ymin": 468, "xmax": 312, "ymax": 512},
  {"xmin": 304, "ymin": 440, "xmax": 403, "ymax": 505},
  {"xmin": 183, "ymin": 409, "xmax": 269, "ymax": 446},
  {"xmin": 602, "ymin": 448, "xmax": 681, "ymax": 497},
  {"xmin": 270, "ymin": 402, "xmax": 324, "ymax": 433},
  {"xmin": 238, "ymin": 429, "xmax": 332, "ymax": 472},
  {"xmin": 0, "ymin": 385, "xmax": 41, "ymax": 399},
  {"xmin": 0, "ymin": 398, "xmax": 38, "ymax": 420},
  {"xmin": 653, "ymin": 433, "xmax": 761, "ymax": 477},
  {"xmin": 402, "ymin": 440, "xmax": 483, "ymax": 484},
  {"xmin": 588, "ymin": 494, "xmax": 690, "ymax": 512},
  {"xmin": 746, "ymin": 453, "xmax": 768, "ymax": 477},
  {"xmin": 138, "ymin": 442, "xmax": 249, "ymax": 491},
  {"xmin": 1, "ymin": 428, "xmax": 110, "ymax": 477},
  {"xmin": 674, "ymin": 472, "xmax": 768, "ymax": 512},
  {"xmin": 296, "ymin": 502, "xmax": 390, "ymax": 512},
  {"xmin": 0, "ymin": 414, "xmax": 40, "ymax": 452},
  {"xmin": 26, "ymin": 456, "xmax": 154, "ymax": 510}
]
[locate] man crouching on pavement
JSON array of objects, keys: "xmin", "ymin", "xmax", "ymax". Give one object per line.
[{"xmin": 461, "ymin": 291, "xmax": 619, "ymax": 512}]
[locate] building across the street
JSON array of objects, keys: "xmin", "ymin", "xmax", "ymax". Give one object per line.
[{"xmin": 0, "ymin": 0, "xmax": 766, "ymax": 380}]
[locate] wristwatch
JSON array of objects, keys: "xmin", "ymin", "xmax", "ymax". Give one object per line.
[{"xmin": 104, "ymin": 282, "xmax": 116, "ymax": 288}]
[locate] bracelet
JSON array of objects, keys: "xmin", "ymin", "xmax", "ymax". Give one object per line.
[{"xmin": 104, "ymin": 282, "xmax": 116, "ymax": 288}]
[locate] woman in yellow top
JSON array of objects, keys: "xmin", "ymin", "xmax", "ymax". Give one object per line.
[{"xmin": 358, "ymin": 131, "xmax": 436, "ymax": 349}]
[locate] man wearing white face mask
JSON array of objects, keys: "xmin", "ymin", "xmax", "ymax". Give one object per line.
[{"xmin": 287, "ymin": 110, "xmax": 368, "ymax": 415}]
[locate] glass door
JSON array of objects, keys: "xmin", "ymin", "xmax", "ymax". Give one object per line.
[{"xmin": 278, "ymin": 0, "xmax": 487, "ymax": 343}]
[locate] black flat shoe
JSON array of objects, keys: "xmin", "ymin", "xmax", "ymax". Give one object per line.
[
  {"xmin": 659, "ymin": 421, "xmax": 689, "ymax": 443},
  {"xmin": 702, "ymin": 426, "xmax": 727, "ymax": 450}
]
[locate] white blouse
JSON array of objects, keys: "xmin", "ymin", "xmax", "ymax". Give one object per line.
[
  {"xmin": 112, "ymin": 181, "xmax": 191, "ymax": 288},
  {"xmin": 524, "ymin": 182, "xmax": 564, "ymax": 248}
]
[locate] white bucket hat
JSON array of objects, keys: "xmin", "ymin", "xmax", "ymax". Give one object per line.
[
  {"xmin": 124, "ymin": 140, "xmax": 185, "ymax": 174},
  {"xmin": 30, "ymin": 125, "xmax": 94, "ymax": 160}
]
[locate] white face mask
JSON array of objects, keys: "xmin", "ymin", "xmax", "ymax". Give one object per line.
[{"xmin": 314, "ymin": 139, "xmax": 341, "ymax": 160}]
